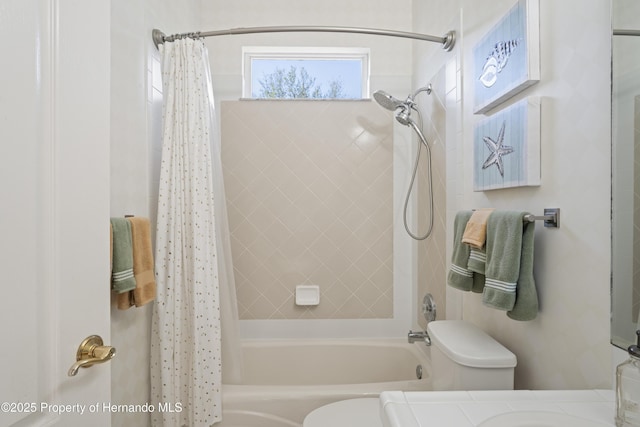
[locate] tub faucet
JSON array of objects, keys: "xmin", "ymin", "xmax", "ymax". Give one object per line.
[{"xmin": 408, "ymin": 330, "xmax": 431, "ymax": 346}]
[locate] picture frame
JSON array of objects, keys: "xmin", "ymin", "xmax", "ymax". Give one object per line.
[
  {"xmin": 473, "ymin": 97, "xmax": 541, "ymax": 191},
  {"xmin": 473, "ymin": 0, "xmax": 540, "ymax": 114}
]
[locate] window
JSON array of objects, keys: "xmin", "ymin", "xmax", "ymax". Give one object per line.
[{"xmin": 242, "ymin": 47, "xmax": 370, "ymax": 99}]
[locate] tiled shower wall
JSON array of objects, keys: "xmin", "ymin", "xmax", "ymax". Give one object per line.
[
  {"xmin": 221, "ymin": 101, "xmax": 394, "ymax": 319},
  {"xmin": 417, "ymin": 67, "xmax": 448, "ymax": 329}
]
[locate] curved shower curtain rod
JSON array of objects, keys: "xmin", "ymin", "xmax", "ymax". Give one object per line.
[{"xmin": 152, "ymin": 27, "xmax": 456, "ymax": 51}]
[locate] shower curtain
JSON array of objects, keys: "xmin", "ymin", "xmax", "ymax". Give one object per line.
[{"xmin": 150, "ymin": 37, "xmax": 242, "ymax": 427}]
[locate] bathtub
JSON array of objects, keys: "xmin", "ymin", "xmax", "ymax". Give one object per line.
[{"xmin": 218, "ymin": 338, "xmax": 431, "ymax": 427}]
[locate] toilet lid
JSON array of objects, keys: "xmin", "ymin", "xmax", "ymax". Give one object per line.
[
  {"xmin": 303, "ymin": 398, "xmax": 383, "ymax": 427},
  {"xmin": 427, "ymin": 320, "xmax": 517, "ymax": 368}
]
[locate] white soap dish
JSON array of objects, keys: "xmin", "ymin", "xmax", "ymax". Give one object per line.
[{"xmin": 295, "ymin": 285, "xmax": 320, "ymax": 306}]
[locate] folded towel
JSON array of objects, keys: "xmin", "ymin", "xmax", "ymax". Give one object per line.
[
  {"xmin": 129, "ymin": 217, "xmax": 157, "ymax": 307},
  {"xmin": 115, "ymin": 290, "xmax": 134, "ymax": 310},
  {"xmin": 468, "ymin": 247, "xmax": 487, "ymax": 293},
  {"xmin": 468, "ymin": 247, "xmax": 486, "ymax": 275},
  {"xmin": 471, "ymin": 269, "xmax": 486, "ymax": 294},
  {"xmin": 462, "ymin": 208, "xmax": 494, "ymax": 248},
  {"xmin": 116, "ymin": 217, "xmax": 156, "ymax": 309},
  {"xmin": 110, "ymin": 218, "xmax": 137, "ymax": 294},
  {"xmin": 482, "ymin": 212, "xmax": 523, "ymax": 310},
  {"xmin": 448, "ymin": 211, "xmax": 475, "ymax": 292},
  {"xmin": 482, "ymin": 212, "xmax": 532, "ymax": 313},
  {"xmin": 507, "ymin": 217, "xmax": 538, "ymax": 321},
  {"xmin": 111, "ymin": 223, "xmax": 129, "ymax": 309}
]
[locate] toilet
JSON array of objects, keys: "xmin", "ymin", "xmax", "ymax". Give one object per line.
[
  {"xmin": 428, "ymin": 320, "xmax": 517, "ymax": 391},
  {"xmin": 303, "ymin": 320, "xmax": 517, "ymax": 427}
]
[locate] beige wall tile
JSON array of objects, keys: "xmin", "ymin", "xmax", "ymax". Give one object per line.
[{"xmin": 222, "ymin": 101, "xmax": 395, "ymax": 319}]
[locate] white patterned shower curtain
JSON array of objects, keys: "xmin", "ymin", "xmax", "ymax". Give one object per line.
[{"xmin": 150, "ymin": 37, "xmax": 241, "ymax": 427}]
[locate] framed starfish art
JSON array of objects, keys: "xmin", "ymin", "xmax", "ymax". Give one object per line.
[
  {"xmin": 473, "ymin": 97, "xmax": 541, "ymax": 191},
  {"xmin": 473, "ymin": 0, "xmax": 540, "ymax": 114}
]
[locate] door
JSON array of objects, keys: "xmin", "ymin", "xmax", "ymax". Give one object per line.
[{"xmin": 0, "ymin": 1, "xmax": 111, "ymax": 426}]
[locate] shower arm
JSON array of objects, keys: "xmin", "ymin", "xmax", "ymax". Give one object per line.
[
  {"xmin": 411, "ymin": 86, "xmax": 432, "ymax": 99},
  {"xmin": 152, "ymin": 27, "xmax": 455, "ymax": 51},
  {"xmin": 402, "ymin": 85, "xmax": 432, "ymax": 114}
]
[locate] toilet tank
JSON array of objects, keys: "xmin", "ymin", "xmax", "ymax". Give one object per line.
[{"xmin": 427, "ymin": 320, "xmax": 517, "ymax": 391}]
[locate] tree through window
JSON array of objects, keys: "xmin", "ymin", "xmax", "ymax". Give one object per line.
[{"xmin": 243, "ymin": 47, "xmax": 369, "ymax": 99}]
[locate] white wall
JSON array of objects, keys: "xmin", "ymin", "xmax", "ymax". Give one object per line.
[
  {"xmin": 110, "ymin": 1, "xmax": 200, "ymax": 426},
  {"xmin": 201, "ymin": 0, "xmax": 414, "ymax": 105},
  {"xmin": 418, "ymin": 0, "xmax": 612, "ymax": 390}
]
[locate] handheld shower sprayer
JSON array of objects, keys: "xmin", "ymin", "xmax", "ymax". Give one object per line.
[{"xmin": 372, "ymin": 84, "xmax": 435, "ymax": 240}]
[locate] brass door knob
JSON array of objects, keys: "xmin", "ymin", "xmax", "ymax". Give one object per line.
[{"xmin": 68, "ymin": 335, "xmax": 116, "ymax": 377}]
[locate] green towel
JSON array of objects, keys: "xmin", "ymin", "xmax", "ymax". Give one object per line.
[
  {"xmin": 471, "ymin": 270, "xmax": 486, "ymax": 294},
  {"xmin": 110, "ymin": 218, "xmax": 137, "ymax": 293},
  {"xmin": 468, "ymin": 247, "xmax": 486, "ymax": 274},
  {"xmin": 507, "ymin": 217, "xmax": 538, "ymax": 321},
  {"xmin": 467, "ymin": 247, "xmax": 486, "ymax": 294},
  {"xmin": 482, "ymin": 211, "xmax": 523, "ymax": 310},
  {"xmin": 482, "ymin": 212, "xmax": 538, "ymax": 320},
  {"xmin": 448, "ymin": 211, "xmax": 476, "ymax": 292}
]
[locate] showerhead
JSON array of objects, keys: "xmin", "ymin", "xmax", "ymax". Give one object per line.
[
  {"xmin": 373, "ymin": 89, "xmax": 413, "ymax": 126},
  {"xmin": 395, "ymin": 107, "xmax": 414, "ymax": 126},
  {"xmin": 374, "ymin": 85, "xmax": 432, "ymax": 113},
  {"xmin": 373, "ymin": 90, "xmax": 404, "ymax": 111},
  {"xmin": 374, "ymin": 84, "xmax": 433, "ymax": 127}
]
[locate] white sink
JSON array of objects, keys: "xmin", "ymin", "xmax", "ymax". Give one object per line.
[{"xmin": 478, "ymin": 411, "xmax": 611, "ymax": 427}]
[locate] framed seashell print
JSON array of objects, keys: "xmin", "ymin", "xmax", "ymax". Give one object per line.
[
  {"xmin": 473, "ymin": 0, "xmax": 540, "ymax": 114},
  {"xmin": 473, "ymin": 97, "xmax": 541, "ymax": 191}
]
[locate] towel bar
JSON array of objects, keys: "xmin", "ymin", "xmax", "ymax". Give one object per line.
[
  {"xmin": 471, "ymin": 208, "xmax": 560, "ymax": 228},
  {"xmin": 523, "ymin": 208, "xmax": 559, "ymax": 228}
]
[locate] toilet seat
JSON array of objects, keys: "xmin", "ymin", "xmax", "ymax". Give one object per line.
[{"xmin": 303, "ymin": 398, "xmax": 382, "ymax": 427}]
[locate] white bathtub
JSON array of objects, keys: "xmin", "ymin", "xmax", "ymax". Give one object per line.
[{"xmin": 218, "ymin": 339, "xmax": 431, "ymax": 427}]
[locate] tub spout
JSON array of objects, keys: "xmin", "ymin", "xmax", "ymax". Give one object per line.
[{"xmin": 408, "ymin": 330, "xmax": 431, "ymax": 346}]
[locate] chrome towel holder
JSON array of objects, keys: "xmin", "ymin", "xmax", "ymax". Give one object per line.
[
  {"xmin": 472, "ymin": 208, "xmax": 560, "ymax": 228},
  {"xmin": 524, "ymin": 208, "xmax": 560, "ymax": 228}
]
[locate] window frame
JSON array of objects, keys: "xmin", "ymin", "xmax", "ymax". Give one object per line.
[{"xmin": 241, "ymin": 46, "xmax": 371, "ymax": 99}]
